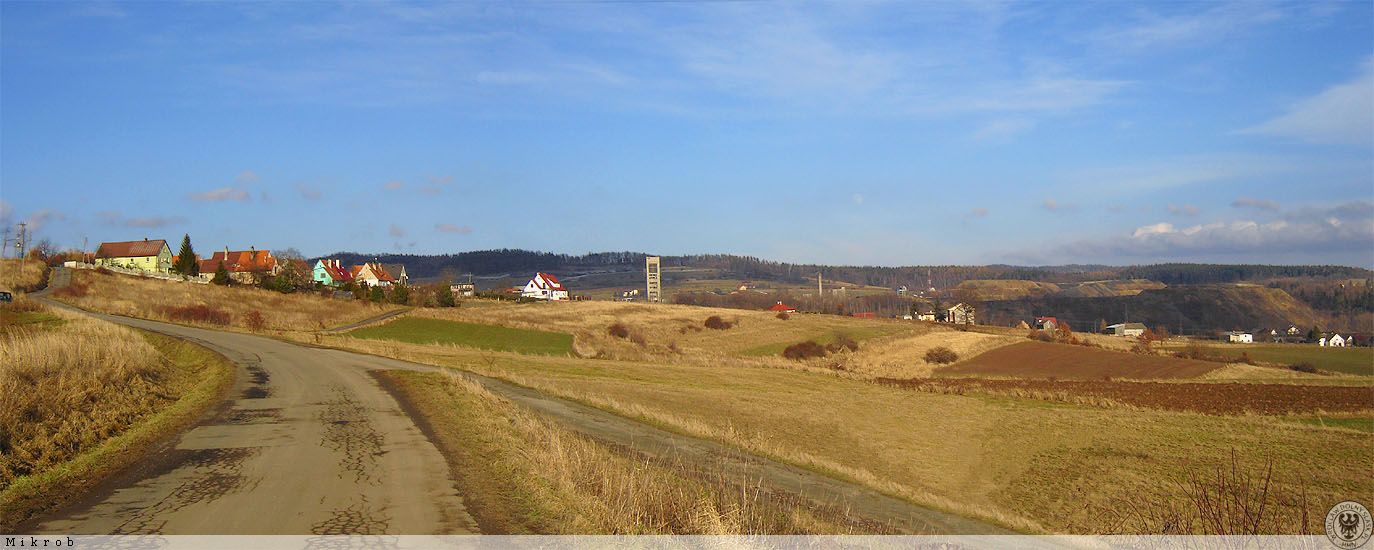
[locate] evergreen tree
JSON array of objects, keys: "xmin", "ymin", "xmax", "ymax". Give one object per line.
[
  {"xmin": 369, "ymin": 285, "xmax": 384, "ymax": 302},
  {"xmin": 212, "ymin": 261, "xmax": 231, "ymax": 285},
  {"xmin": 173, "ymin": 234, "xmax": 199, "ymax": 275}
]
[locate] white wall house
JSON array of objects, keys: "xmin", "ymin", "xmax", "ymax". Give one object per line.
[
  {"xmin": 1324, "ymin": 333, "xmax": 1347, "ymax": 347},
  {"xmin": 1228, "ymin": 331, "xmax": 1253, "ymax": 343},
  {"xmin": 947, "ymin": 303, "xmax": 975, "ymax": 325},
  {"xmin": 521, "ymin": 272, "xmax": 569, "ymax": 301}
]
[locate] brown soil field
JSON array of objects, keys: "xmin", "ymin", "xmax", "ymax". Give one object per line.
[
  {"xmin": 876, "ymin": 378, "xmax": 1374, "ymax": 415},
  {"xmin": 937, "ymin": 341, "xmax": 1222, "ymax": 380}
]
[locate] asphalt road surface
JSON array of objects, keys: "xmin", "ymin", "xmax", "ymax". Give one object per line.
[{"xmin": 30, "ymin": 273, "xmax": 1008, "ymax": 535}]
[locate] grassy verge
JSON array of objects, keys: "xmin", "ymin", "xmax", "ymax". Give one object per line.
[
  {"xmin": 350, "ymin": 317, "xmax": 573, "ymax": 356},
  {"xmin": 0, "ymin": 321, "xmax": 235, "ymax": 530},
  {"xmin": 310, "ymin": 334, "xmax": 1371, "ymax": 534},
  {"xmin": 376, "ymin": 369, "xmax": 878, "ymax": 534},
  {"xmin": 1160, "ymin": 341, "xmax": 1374, "ymax": 376}
]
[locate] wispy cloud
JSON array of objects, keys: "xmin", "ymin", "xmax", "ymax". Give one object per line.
[
  {"xmin": 1232, "ymin": 197, "xmax": 1281, "ymax": 212},
  {"xmin": 235, "ymin": 170, "xmax": 260, "ymax": 184},
  {"xmin": 1041, "ymin": 199, "xmax": 1076, "ymax": 213},
  {"xmin": 23, "ymin": 209, "xmax": 64, "ymax": 232},
  {"xmin": 435, "ymin": 223, "xmax": 473, "ymax": 234},
  {"xmin": 388, "ymin": 224, "xmax": 406, "ymax": 238},
  {"xmin": 1167, "ymin": 204, "xmax": 1199, "ymax": 217},
  {"xmin": 1239, "ymin": 56, "xmax": 1374, "ymax": 146},
  {"xmin": 383, "ymin": 180, "xmax": 405, "ymax": 191},
  {"xmin": 98, "ymin": 211, "xmax": 186, "ymax": 228},
  {"xmin": 1062, "ymin": 154, "xmax": 1297, "ymax": 194},
  {"xmin": 1086, "ymin": 2, "xmax": 1285, "ymax": 54},
  {"xmin": 970, "ymin": 119, "xmax": 1036, "ymax": 142},
  {"xmin": 189, "ymin": 187, "xmax": 251, "ymax": 202}
]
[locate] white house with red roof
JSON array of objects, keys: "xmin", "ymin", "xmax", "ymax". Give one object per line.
[{"xmin": 521, "ymin": 272, "xmax": 569, "ymax": 301}]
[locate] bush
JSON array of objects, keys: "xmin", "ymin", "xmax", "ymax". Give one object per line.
[
  {"xmin": 924, "ymin": 346, "xmax": 959, "ymax": 364},
  {"xmin": 629, "ymin": 332, "xmax": 647, "ymax": 347},
  {"xmin": 825, "ymin": 334, "xmax": 859, "ymax": 353},
  {"xmin": 1287, "ymin": 362, "xmax": 1318, "ymax": 374},
  {"xmin": 782, "ymin": 341, "xmax": 828, "ymax": 360},
  {"xmin": 775, "ymin": 312, "xmax": 790, "ymax": 320},
  {"xmin": 244, "ymin": 310, "xmax": 266, "ymax": 331},
  {"xmin": 704, "ymin": 315, "xmax": 734, "ymax": 330},
  {"xmin": 164, "ymin": 304, "xmax": 231, "ymax": 326},
  {"xmin": 608, "ymin": 322, "xmax": 631, "ymax": 338}
]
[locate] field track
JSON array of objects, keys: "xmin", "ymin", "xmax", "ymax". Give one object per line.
[{"xmin": 937, "ymin": 341, "xmax": 1222, "ymax": 380}]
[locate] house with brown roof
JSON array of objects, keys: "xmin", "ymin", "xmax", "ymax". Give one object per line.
[
  {"xmin": 198, "ymin": 247, "xmax": 280, "ymax": 284},
  {"xmin": 352, "ymin": 262, "xmax": 398, "ymax": 287},
  {"xmin": 94, "ymin": 239, "xmax": 173, "ymax": 273}
]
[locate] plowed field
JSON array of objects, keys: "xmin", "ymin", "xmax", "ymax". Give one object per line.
[{"xmin": 938, "ymin": 341, "xmax": 1221, "ymax": 379}]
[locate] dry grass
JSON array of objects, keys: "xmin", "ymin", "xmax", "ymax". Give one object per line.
[
  {"xmin": 0, "ymin": 259, "xmax": 47, "ymax": 294},
  {"xmin": 54, "ymin": 268, "xmax": 396, "ymax": 332},
  {"xmin": 309, "ymin": 333, "xmax": 1370, "ymax": 534},
  {"xmin": 0, "ymin": 302, "xmax": 235, "ymax": 528},
  {"xmin": 381, "ymin": 369, "xmax": 880, "ymax": 534}
]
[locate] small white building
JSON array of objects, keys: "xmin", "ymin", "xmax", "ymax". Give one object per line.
[
  {"xmin": 947, "ymin": 303, "xmax": 976, "ymax": 325},
  {"xmin": 1323, "ymin": 333, "xmax": 1347, "ymax": 347},
  {"xmin": 521, "ymin": 272, "xmax": 569, "ymax": 301},
  {"xmin": 450, "ymin": 283, "xmax": 476, "ymax": 297},
  {"xmin": 915, "ymin": 311, "xmax": 936, "ymax": 322},
  {"xmin": 1227, "ymin": 331, "xmax": 1253, "ymax": 344},
  {"xmin": 1106, "ymin": 323, "xmax": 1147, "ymax": 337}
]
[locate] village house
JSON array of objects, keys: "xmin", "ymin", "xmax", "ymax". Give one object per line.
[
  {"xmin": 384, "ymin": 264, "xmax": 409, "ymax": 286},
  {"xmin": 1105, "ymin": 322, "xmax": 1147, "ymax": 337},
  {"xmin": 94, "ymin": 238, "xmax": 173, "ymax": 274},
  {"xmin": 521, "ymin": 272, "xmax": 569, "ymax": 301},
  {"xmin": 312, "ymin": 259, "xmax": 355, "ymax": 287},
  {"xmin": 946, "ymin": 303, "xmax": 976, "ymax": 325},
  {"xmin": 352, "ymin": 262, "xmax": 400, "ymax": 287},
  {"xmin": 450, "ymin": 282, "xmax": 476, "ymax": 297},
  {"xmin": 198, "ymin": 247, "xmax": 280, "ymax": 284},
  {"xmin": 915, "ymin": 310, "xmax": 937, "ymax": 322},
  {"xmin": 1034, "ymin": 316, "xmax": 1059, "ymax": 332},
  {"xmin": 1227, "ymin": 331, "xmax": 1254, "ymax": 343},
  {"xmin": 1321, "ymin": 333, "xmax": 1347, "ymax": 347}
]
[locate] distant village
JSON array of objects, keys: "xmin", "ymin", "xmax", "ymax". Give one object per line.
[{"xmin": 40, "ymin": 235, "xmax": 1365, "ymax": 348}]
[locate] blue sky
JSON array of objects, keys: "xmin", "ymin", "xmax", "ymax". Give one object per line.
[{"xmin": 2, "ymin": 1, "xmax": 1371, "ymax": 266}]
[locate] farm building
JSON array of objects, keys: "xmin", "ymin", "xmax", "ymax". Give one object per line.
[
  {"xmin": 450, "ymin": 282, "xmax": 476, "ymax": 297},
  {"xmin": 198, "ymin": 247, "xmax": 280, "ymax": 284},
  {"xmin": 947, "ymin": 303, "xmax": 976, "ymax": 325},
  {"xmin": 522, "ymin": 272, "xmax": 569, "ymax": 301},
  {"xmin": 915, "ymin": 310, "xmax": 937, "ymax": 322},
  {"xmin": 1321, "ymin": 334, "xmax": 1347, "ymax": 347},
  {"xmin": 1227, "ymin": 331, "xmax": 1253, "ymax": 343},
  {"xmin": 1105, "ymin": 323, "xmax": 1147, "ymax": 337},
  {"xmin": 1034, "ymin": 316, "xmax": 1059, "ymax": 331},
  {"xmin": 770, "ymin": 301, "xmax": 797, "ymax": 313},
  {"xmin": 94, "ymin": 239, "xmax": 173, "ymax": 274},
  {"xmin": 312, "ymin": 259, "xmax": 355, "ymax": 287}
]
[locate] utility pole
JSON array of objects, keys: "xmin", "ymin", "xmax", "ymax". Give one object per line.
[
  {"xmin": 16, "ymin": 222, "xmax": 27, "ymax": 259},
  {"xmin": 817, "ymin": 272, "xmax": 823, "ymax": 295}
]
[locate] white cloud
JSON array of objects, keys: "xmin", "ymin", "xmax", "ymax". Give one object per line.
[
  {"xmin": 435, "ymin": 223, "xmax": 473, "ymax": 234},
  {"xmin": 1087, "ymin": 2, "xmax": 1284, "ymax": 54},
  {"xmin": 23, "ymin": 209, "xmax": 64, "ymax": 232},
  {"xmin": 189, "ymin": 187, "xmax": 251, "ymax": 202},
  {"xmin": 235, "ymin": 170, "xmax": 261, "ymax": 184},
  {"xmin": 1240, "ymin": 56, "xmax": 1374, "ymax": 146}
]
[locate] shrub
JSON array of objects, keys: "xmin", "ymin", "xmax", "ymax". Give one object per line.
[
  {"xmin": 825, "ymin": 334, "xmax": 859, "ymax": 353},
  {"xmin": 924, "ymin": 346, "xmax": 959, "ymax": 364},
  {"xmin": 629, "ymin": 332, "xmax": 647, "ymax": 347},
  {"xmin": 244, "ymin": 310, "xmax": 266, "ymax": 331},
  {"xmin": 1026, "ymin": 329, "xmax": 1054, "ymax": 342},
  {"xmin": 1287, "ymin": 362, "xmax": 1318, "ymax": 374},
  {"xmin": 163, "ymin": 304, "xmax": 231, "ymax": 326},
  {"xmin": 608, "ymin": 322, "xmax": 631, "ymax": 338},
  {"xmin": 776, "ymin": 312, "xmax": 790, "ymax": 320},
  {"xmin": 704, "ymin": 315, "xmax": 734, "ymax": 330},
  {"xmin": 782, "ymin": 341, "xmax": 828, "ymax": 360}
]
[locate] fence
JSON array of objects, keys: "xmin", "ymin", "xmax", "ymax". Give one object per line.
[{"xmin": 64, "ymin": 262, "xmax": 211, "ymax": 284}]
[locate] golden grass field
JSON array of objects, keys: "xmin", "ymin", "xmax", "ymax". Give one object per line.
[
  {"xmin": 54, "ymin": 268, "xmax": 399, "ymax": 333},
  {"xmin": 310, "ymin": 307, "xmax": 1372, "ymax": 534},
  {"xmin": 380, "ymin": 369, "xmax": 879, "ymax": 534},
  {"xmin": 0, "ymin": 298, "xmax": 235, "ymax": 528},
  {"xmin": 0, "ymin": 259, "xmax": 47, "ymax": 295}
]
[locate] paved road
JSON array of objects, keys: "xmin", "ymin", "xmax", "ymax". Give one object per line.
[
  {"xmin": 31, "ymin": 270, "xmax": 1009, "ymax": 535},
  {"xmin": 28, "ymin": 296, "xmax": 478, "ymax": 535}
]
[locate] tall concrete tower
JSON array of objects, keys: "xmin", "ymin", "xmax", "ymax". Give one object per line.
[{"xmin": 645, "ymin": 255, "xmax": 662, "ymax": 303}]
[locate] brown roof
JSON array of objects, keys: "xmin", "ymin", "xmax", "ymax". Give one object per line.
[
  {"xmin": 198, "ymin": 249, "xmax": 277, "ymax": 274},
  {"xmin": 95, "ymin": 239, "xmax": 168, "ymax": 259}
]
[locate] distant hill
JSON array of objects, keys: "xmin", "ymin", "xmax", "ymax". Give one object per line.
[{"xmin": 979, "ymin": 285, "xmax": 1324, "ymax": 335}]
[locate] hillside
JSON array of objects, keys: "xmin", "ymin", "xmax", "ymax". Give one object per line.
[
  {"xmin": 979, "ymin": 285, "xmax": 1324, "ymax": 335},
  {"xmin": 954, "ymin": 280, "xmax": 1061, "ymax": 301}
]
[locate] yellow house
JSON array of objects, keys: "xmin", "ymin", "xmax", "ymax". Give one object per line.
[{"xmin": 94, "ymin": 239, "xmax": 173, "ymax": 273}]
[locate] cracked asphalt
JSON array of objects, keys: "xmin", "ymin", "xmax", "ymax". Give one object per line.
[{"xmin": 24, "ymin": 307, "xmax": 478, "ymax": 535}]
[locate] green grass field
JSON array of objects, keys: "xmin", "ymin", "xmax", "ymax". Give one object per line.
[
  {"xmin": 1164, "ymin": 341, "xmax": 1374, "ymax": 376},
  {"xmin": 348, "ymin": 317, "xmax": 574, "ymax": 356}
]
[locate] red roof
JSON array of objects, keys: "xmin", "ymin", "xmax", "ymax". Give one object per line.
[
  {"xmin": 199, "ymin": 249, "xmax": 277, "ymax": 274},
  {"xmin": 317, "ymin": 259, "xmax": 354, "ymax": 282},
  {"xmin": 95, "ymin": 239, "xmax": 168, "ymax": 259},
  {"xmin": 769, "ymin": 301, "xmax": 795, "ymax": 312},
  {"xmin": 1035, "ymin": 316, "xmax": 1059, "ymax": 325},
  {"xmin": 533, "ymin": 272, "xmax": 566, "ymax": 291}
]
